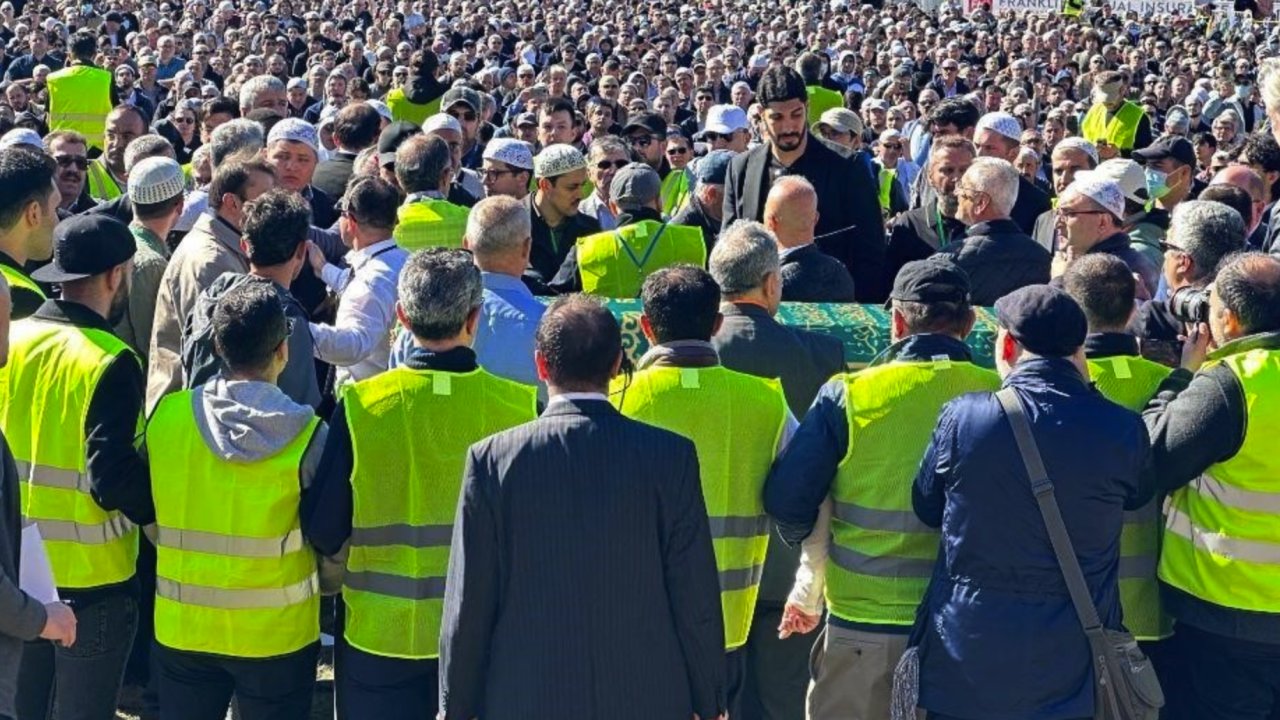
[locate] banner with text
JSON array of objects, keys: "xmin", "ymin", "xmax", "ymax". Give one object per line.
[{"xmin": 971, "ymin": 0, "xmax": 1194, "ymax": 13}]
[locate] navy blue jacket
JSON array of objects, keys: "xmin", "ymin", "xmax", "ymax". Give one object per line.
[{"xmin": 911, "ymin": 358, "xmax": 1153, "ymax": 720}]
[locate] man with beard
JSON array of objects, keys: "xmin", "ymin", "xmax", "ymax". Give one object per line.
[
  {"xmin": 0, "ymin": 147, "xmax": 59, "ymax": 319},
  {"xmin": 5, "ymin": 214, "xmax": 153, "ymax": 720},
  {"xmin": 1032, "ymin": 138, "xmax": 1099, "ymax": 252},
  {"xmin": 884, "ymin": 136, "xmax": 975, "ymax": 289},
  {"xmin": 722, "ymin": 66, "xmax": 885, "ymax": 301},
  {"xmin": 87, "ymin": 106, "xmax": 145, "ymax": 202}
]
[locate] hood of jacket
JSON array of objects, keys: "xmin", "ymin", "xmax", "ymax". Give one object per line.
[
  {"xmin": 194, "ymin": 376, "xmax": 315, "ymax": 463},
  {"xmin": 403, "ymin": 75, "xmax": 447, "ymax": 105}
]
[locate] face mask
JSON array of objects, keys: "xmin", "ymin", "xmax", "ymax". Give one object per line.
[
  {"xmin": 1145, "ymin": 166, "xmax": 1170, "ymax": 201},
  {"xmin": 1236, "ymin": 84, "xmax": 1251, "ymax": 99}
]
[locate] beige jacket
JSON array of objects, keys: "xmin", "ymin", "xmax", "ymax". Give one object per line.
[{"xmin": 146, "ymin": 211, "xmax": 248, "ymax": 415}]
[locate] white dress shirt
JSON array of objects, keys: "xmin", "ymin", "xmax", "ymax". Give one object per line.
[{"xmin": 309, "ymin": 237, "xmax": 408, "ymax": 386}]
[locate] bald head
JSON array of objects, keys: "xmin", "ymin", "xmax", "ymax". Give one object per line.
[
  {"xmin": 763, "ymin": 176, "xmax": 818, "ymax": 249},
  {"xmin": 1212, "ymin": 164, "xmax": 1266, "ymax": 205}
]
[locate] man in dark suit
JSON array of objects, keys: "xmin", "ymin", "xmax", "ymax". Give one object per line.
[
  {"xmin": 439, "ymin": 295, "xmax": 727, "ymax": 720},
  {"xmin": 722, "ymin": 66, "xmax": 886, "ymax": 303},
  {"xmin": 708, "ymin": 222, "xmax": 845, "ymax": 720},
  {"xmin": 312, "ymin": 104, "xmax": 382, "ymax": 201},
  {"xmin": 765, "ymin": 176, "xmax": 857, "ymax": 304}
]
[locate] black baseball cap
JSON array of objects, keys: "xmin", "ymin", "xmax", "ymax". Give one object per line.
[
  {"xmin": 993, "ymin": 285, "xmax": 1087, "ymax": 358},
  {"xmin": 886, "ymin": 257, "xmax": 971, "ymax": 308},
  {"xmin": 33, "ymin": 215, "xmax": 135, "ymax": 283},
  {"xmin": 622, "ymin": 112, "xmax": 667, "ymax": 138},
  {"xmin": 378, "ymin": 121, "xmax": 422, "ymax": 167},
  {"xmin": 1133, "ymin": 136, "xmax": 1196, "ymax": 168}
]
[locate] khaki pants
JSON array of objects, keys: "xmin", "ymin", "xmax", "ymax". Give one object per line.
[{"xmin": 806, "ymin": 623, "xmax": 920, "ymax": 720}]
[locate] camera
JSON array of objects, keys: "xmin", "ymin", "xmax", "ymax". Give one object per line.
[{"xmin": 1169, "ymin": 286, "xmax": 1210, "ymax": 325}]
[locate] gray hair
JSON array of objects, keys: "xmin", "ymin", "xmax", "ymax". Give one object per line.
[
  {"xmin": 124, "ymin": 134, "xmax": 175, "ymax": 171},
  {"xmin": 963, "ymin": 157, "xmax": 1020, "ymax": 217},
  {"xmin": 238, "ymin": 74, "xmax": 285, "ymax": 112},
  {"xmin": 466, "ymin": 196, "xmax": 531, "ymax": 260},
  {"xmin": 588, "ymin": 135, "xmax": 629, "ymax": 162},
  {"xmin": 709, "ymin": 221, "xmax": 781, "ymax": 296},
  {"xmin": 1170, "ymin": 200, "xmax": 1246, "ymax": 282},
  {"xmin": 209, "ymin": 119, "xmax": 265, "ymax": 166},
  {"xmin": 397, "ymin": 248, "xmax": 484, "ymax": 341},
  {"xmin": 1262, "ymin": 58, "xmax": 1280, "ymax": 120}
]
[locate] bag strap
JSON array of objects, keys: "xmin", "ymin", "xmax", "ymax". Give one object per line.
[{"xmin": 995, "ymin": 388, "xmax": 1103, "ymax": 632}]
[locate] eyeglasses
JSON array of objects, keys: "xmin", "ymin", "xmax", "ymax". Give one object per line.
[
  {"xmin": 666, "ymin": 146, "xmax": 689, "ymax": 155},
  {"xmin": 628, "ymin": 135, "xmax": 654, "ymax": 148},
  {"xmin": 174, "ymin": 115, "xmax": 195, "ymax": 124},
  {"xmin": 1055, "ymin": 207, "xmax": 1109, "ymax": 218},
  {"xmin": 54, "ymin": 155, "xmax": 88, "ymax": 169},
  {"xmin": 701, "ymin": 131, "xmax": 726, "ymax": 142},
  {"xmin": 595, "ymin": 159, "xmax": 630, "ymax": 170},
  {"xmin": 1159, "ymin": 240, "xmax": 1188, "ymax": 253}
]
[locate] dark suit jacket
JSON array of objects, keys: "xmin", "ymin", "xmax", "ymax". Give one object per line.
[
  {"xmin": 722, "ymin": 135, "xmax": 886, "ymax": 302},
  {"xmin": 312, "ymin": 152, "xmax": 358, "ymax": 201},
  {"xmin": 711, "ymin": 302, "xmax": 844, "ymax": 606},
  {"xmin": 780, "ymin": 244, "xmax": 857, "ymax": 303},
  {"xmin": 1010, "ymin": 175, "xmax": 1052, "ymax": 236},
  {"xmin": 439, "ymin": 398, "xmax": 726, "ymax": 720}
]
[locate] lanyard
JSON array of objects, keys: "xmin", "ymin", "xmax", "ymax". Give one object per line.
[
  {"xmin": 935, "ymin": 210, "xmax": 949, "ymax": 247},
  {"xmin": 616, "ymin": 222, "xmax": 669, "ymax": 271}
]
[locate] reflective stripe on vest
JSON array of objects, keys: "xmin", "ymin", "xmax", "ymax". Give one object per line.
[
  {"xmin": 0, "ymin": 265, "xmax": 47, "ymax": 303},
  {"xmin": 1082, "ymin": 101, "xmax": 1145, "ymax": 152},
  {"xmin": 577, "ymin": 220, "xmax": 707, "ymax": 298},
  {"xmin": 613, "ymin": 364, "xmax": 787, "ymax": 651},
  {"xmin": 1086, "ymin": 354, "xmax": 1172, "ymax": 640},
  {"xmin": 1159, "ymin": 347, "xmax": 1280, "ymax": 613},
  {"xmin": 393, "ymin": 198, "xmax": 469, "ymax": 251},
  {"xmin": 827, "ymin": 358, "xmax": 1000, "ymax": 626},
  {"xmin": 342, "ymin": 367, "xmax": 537, "ymax": 660},
  {"xmin": 0, "ymin": 318, "xmax": 139, "ymax": 589},
  {"xmin": 148, "ymin": 388, "xmax": 320, "ymax": 658},
  {"xmin": 46, "ymin": 65, "xmax": 113, "ymax": 150}
]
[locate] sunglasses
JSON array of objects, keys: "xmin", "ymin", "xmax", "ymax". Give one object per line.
[
  {"xmin": 174, "ymin": 116, "xmax": 195, "ymax": 124},
  {"xmin": 595, "ymin": 159, "xmax": 630, "ymax": 170},
  {"xmin": 449, "ymin": 110, "xmax": 477, "ymax": 122},
  {"xmin": 628, "ymin": 135, "xmax": 654, "ymax": 148},
  {"xmin": 54, "ymin": 155, "xmax": 88, "ymax": 169},
  {"xmin": 666, "ymin": 146, "xmax": 689, "ymax": 155}
]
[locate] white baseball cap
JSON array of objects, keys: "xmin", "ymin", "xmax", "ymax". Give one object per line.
[{"xmin": 696, "ymin": 105, "xmax": 749, "ymax": 138}]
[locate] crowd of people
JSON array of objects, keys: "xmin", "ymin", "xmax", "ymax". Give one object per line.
[{"xmin": 0, "ymin": 0, "xmax": 1279, "ymax": 718}]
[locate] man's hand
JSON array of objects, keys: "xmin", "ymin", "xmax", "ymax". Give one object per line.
[
  {"xmin": 39, "ymin": 602, "xmax": 76, "ymax": 647},
  {"xmin": 777, "ymin": 603, "xmax": 820, "ymax": 639},
  {"xmin": 306, "ymin": 241, "xmax": 327, "ymax": 276},
  {"xmin": 1180, "ymin": 321, "xmax": 1212, "ymax": 372}
]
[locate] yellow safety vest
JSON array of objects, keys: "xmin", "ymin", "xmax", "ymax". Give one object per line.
[
  {"xmin": 806, "ymin": 85, "xmax": 844, "ymax": 125},
  {"xmin": 393, "ymin": 197, "xmax": 469, "ymax": 252},
  {"xmin": 86, "ymin": 158, "xmax": 123, "ymax": 202},
  {"xmin": 0, "ymin": 264, "xmax": 47, "ymax": 307},
  {"xmin": 46, "ymin": 64, "xmax": 113, "ymax": 152},
  {"xmin": 613, "ymin": 364, "xmax": 788, "ymax": 650},
  {"xmin": 342, "ymin": 366, "xmax": 536, "ymax": 659},
  {"xmin": 148, "ymin": 389, "xmax": 321, "ymax": 658},
  {"xmin": 577, "ymin": 220, "xmax": 706, "ymax": 299},
  {"xmin": 1087, "ymin": 354, "xmax": 1174, "ymax": 641},
  {"xmin": 661, "ymin": 169, "xmax": 690, "ymax": 217},
  {"xmin": 878, "ymin": 167, "xmax": 897, "ymax": 213},
  {"xmin": 385, "ymin": 88, "xmax": 442, "ymax": 127},
  {"xmin": 0, "ymin": 318, "xmax": 140, "ymax": 589},
  {"xmin": 1082, "ymin": 101, "xmax": 1145, "ymax": 152},
  {"xmin": 1159, "ymin": 347, "xmax": 1280, "ymax": 613},
  {"xmin": 827, "ymin": 358, "xmax": 1000, "ymax": 625}
]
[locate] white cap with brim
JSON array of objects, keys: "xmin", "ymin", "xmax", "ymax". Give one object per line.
[
  {"xmin": 0, "ymin": 128, "xmax": 43, "ymax": 151},
  {"xmin": 1086, "ymin": 159, "xmax": 1149, "ymax": 206},
  {"xmin": 423, "ymin": 113, "xmax": 463, "ymax": 135},
  {"xmin": 696, "ymin": 105, "xmax": 749, "ymax": 138}
]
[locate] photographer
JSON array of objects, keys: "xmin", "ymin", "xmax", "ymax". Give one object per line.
[
  {"xmin": 1143, "ymin": 251, "xmax": 1280, "ymax": 718},
  {"xmin": 1130, "ymin": 201, "xmax": 1244, "ymax": 365}
]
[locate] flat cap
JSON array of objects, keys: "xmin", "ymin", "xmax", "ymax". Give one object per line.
[
  {"xmin": 692, "ymin": 150, "xmax": 734, "ymax": 185},
  {"xmin": 610, "ymin": 162, "xmax": 661, "ymax": 208},
  {"xmin": 994, "ymin": 284, "xmax": 1087, "ymax": 358}
]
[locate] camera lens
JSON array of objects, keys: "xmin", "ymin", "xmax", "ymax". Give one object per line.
[{"xmin": 1169, "ymin": 286, "xmax": 1210, "ymax": 325}]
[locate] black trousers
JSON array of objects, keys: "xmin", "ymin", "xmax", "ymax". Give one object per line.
[
  {"xmin": 1182, "ymin": 624, "xmax": 1280, "ymax": 720},
  {"xmin": 334, "ymin": 636, "xmax": 437, "ymax": 720},
  {"xmin": 154, "ymin": 641, "xmax": 318, "ymax": 720},
  {"xmin": 726, "ymin": 647, "xmax": 748, "ymax": 720},
  {"xmin": 738, "ymin": 604, "xmax": 811, "ymax": 720}
]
